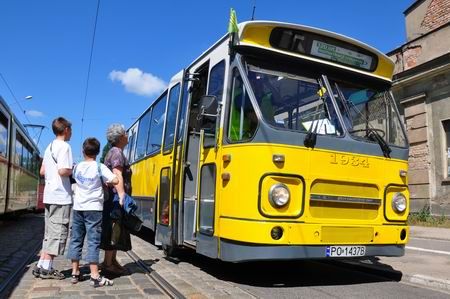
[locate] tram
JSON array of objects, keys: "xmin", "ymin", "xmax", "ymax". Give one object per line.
[
  {"xmin": 0, "ymin": 96, "xmax": 40, "ymax": 215},
  {"xmin": 127, "ymin": 21, "xmax": 409, "ymax": 261}
]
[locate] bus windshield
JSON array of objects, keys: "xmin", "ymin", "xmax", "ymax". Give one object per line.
[
  {"xmin": 246, "ymin": 66, "xmax": 343, "ymax": 136},
  {"xmin": 330, "ymin": 81, "xmax": 407, "ymax": 148},
  {"xmin": 246, "ymin": 65, "xmax": 407, "ymax": 148}
]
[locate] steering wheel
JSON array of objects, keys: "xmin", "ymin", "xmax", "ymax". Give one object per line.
[{"xmin": 349, "ymin": 128, "xmax": 386, "ymax": 139}]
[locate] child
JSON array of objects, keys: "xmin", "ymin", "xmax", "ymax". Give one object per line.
[
  {"xmin": 34, "ymin": 117, "xmax": 73, "ymax": 280},
  {"xmin": 67, "ymin": 138, "xmax": 118, "ymax": 287}
]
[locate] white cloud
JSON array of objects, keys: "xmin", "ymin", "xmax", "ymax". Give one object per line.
[
  {"xmin": 109, "ymin": 68, "xmax": 167, "ymax": 97},
  {"xmin": 25, "ymin": 110, "xmax": 44, "ymax": 117}
]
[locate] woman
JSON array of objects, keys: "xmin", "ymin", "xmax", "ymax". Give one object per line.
[{"xmin": 100, "ymin": 124, "xmax": 132, "ymax": 274}]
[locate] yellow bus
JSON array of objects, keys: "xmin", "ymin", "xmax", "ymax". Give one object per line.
[{"xmin": 126, "ymin": 21, "xmax": 409, "ymax": 261}]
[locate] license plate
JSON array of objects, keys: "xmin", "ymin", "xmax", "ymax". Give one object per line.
[{"xmin": 326, "ymin": 246, "xmax": 366, "ymax": 257}]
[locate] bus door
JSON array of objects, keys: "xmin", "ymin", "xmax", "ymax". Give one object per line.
[
  {"xmin": 156, "ymin": 70, "xmax": 185, "ymax": 250},
  {"xmin": 182, "ymin": 59, "xmax": 225, "ymax": 258},
  {"xmin": 181, "ymin": 62, "xmax": 210, "ymax": 248}
]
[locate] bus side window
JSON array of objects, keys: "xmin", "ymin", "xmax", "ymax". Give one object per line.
[
  {"xmin": 228, "ymin": 68, "xmax": 257, "ymax": 142},
  {"xmin": 135, "ymin": 110, "xmax": 152, "ymax": 160},
  {"xmin": 189, "ymin": 62, "xmax": 209, "ymax": 134},
  {"xmin": 202, "ymin": 60, "xmax": 225, "ymax": 147}
]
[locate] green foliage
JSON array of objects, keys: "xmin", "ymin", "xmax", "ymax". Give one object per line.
[
  {"xmin": 100, "ymin": 142, "xmax": 111, "ymax": 163},
  {"xmin": 408, "ymin": 205, "xmax": 450, "ymax": 227}
]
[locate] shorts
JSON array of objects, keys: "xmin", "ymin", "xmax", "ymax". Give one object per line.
[
  {"xmin": 42, "ymin": 204, "xmax": 71, "ymax": 256},
  {"xmin": 67, "ymin": 210, "xmax": 102, "ymax": 263}
]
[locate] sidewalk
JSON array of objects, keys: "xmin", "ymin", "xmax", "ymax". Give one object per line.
[
  {"xmin": 349, "ymin": 226, "xmax": 450, "ymax": 294},
  {"xmin": 8, "ymin": 225, "xmax": 450, "ymax": 298}
]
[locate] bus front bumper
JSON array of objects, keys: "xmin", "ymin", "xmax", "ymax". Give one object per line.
[{"xmin": 219, "ymin": 240, "xmax": 405, "ymax": 262}]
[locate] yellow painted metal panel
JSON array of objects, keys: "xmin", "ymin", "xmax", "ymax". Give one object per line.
[
  {"xmin": 219, "ymin": 217, "xmax": 408, "ymax": 245},
  {"xmin": 310, "ymin": 201, "xmax": 379, "ymax": 220},
  {"xmin": 321, "ymin": 226, "xmax": 374, "ymax": 243}
]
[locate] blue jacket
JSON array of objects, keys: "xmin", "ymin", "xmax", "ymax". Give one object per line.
[{"xmin": 113, "ymin": 193, "xmax": 137, "ymax": 215}]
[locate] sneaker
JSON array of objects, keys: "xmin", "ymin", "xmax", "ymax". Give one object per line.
[
  {"xmin": 32, "ymin": 265, "xmax": 41, "ymax": 278},
  {"xmin": 90, "ymin": 275, "xmax": 113, "ymax": 287},
  {"xmin": 39, "ymin": 268, "xmax": 65, "ymax": 280},
  {"xmin": 71, "ymin": 272, "xmax": 83, "ymax": 284}
]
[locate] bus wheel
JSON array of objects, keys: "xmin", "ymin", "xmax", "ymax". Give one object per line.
[{"xmin": 162, "ymin": 244, "xmax": 178, "ymax": 258}]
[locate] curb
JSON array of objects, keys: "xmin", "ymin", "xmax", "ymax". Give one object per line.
[
  {"xmin": 335, "ymin": 259, "xmax": 450, "ymax": 294},
  {"xmin": 406, "ymin": 274, "xmax": 450, "ymax": 293}
]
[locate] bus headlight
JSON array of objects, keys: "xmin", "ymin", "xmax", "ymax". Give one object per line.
[
  {"xmin": 392, "ymin": 193, "xmax": 407, "ymax": 213},
  {"xmin": 269, "ymin": 184, "xmax": 290, "ymax": 207}
]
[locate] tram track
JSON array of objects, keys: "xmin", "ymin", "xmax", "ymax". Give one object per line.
[
  {"xmin": 127, "ymin": 250, "xmax": 186, "ymax": 299},
  {"xmin": 0, "ymin": 238, "xmax": 41, "ymax": 297}
]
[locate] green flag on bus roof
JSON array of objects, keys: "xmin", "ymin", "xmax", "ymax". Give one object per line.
[{"xmin": 228, "ymin": 8, "xmax": 239, "ymax": 33}]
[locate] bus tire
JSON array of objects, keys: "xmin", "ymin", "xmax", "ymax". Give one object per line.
[{"xmin": 162, "ymin": 244, "xmax": 178, "ymax": 258}]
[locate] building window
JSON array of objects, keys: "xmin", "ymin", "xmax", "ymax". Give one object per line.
[{"xmin": 443, "ymin": 120, "xmax": 450, "ymax": 178}]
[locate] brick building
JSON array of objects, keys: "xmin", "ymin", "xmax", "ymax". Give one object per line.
[{"xmin": 387, "ymin": 0, "xmax": 450, "ymax": 215}]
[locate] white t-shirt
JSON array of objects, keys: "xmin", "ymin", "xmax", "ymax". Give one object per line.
[
  {"xmin": 73, "ymin": 161, "xmax": 116, "ymax": 211},
  {"xmin": 43, "ymin": 139, "xmax": 73, "ymax": 205}
]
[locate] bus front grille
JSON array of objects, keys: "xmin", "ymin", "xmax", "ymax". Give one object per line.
[{"xmin": 309, "ymin": 180, "xmax": 380, "ymax": 220}]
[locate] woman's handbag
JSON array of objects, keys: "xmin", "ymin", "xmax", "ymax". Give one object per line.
[
  {"xmin": 109, "ymin": 203, "xmax": 131, "ymax": 251},
  {"xmin": 123, "ymin": 212, "xmax": 143, "ymax": 233}
]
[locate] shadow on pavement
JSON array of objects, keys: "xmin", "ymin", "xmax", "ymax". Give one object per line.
[
  {"xmin": 133, "ymin": 226, "xmax": 404, "ymax": 288},
  {"xmin": 153, "ymin": 247, "xmax": 403, "ymax": 288}
]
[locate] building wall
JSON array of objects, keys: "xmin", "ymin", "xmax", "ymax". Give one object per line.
[
  {"xmin": 391, "ymin": 62, "xmax": 450, "ymax": 215},
  {"xmin": 389, "ymin": 0, "xmax": 450, "ymax": 215},
  {"xmin": 405, "ymin": 0, "xmax": 433, "ymax": 40},
  {"xmin": 406, "ymin": 0, "xmax": 450, "ymax": 40}
]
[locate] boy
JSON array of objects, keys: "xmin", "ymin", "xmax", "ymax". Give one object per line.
[
  {"xmin": 34, "ymin": 117, "xmax": 73, "ymax": 279},
  {"xmin": 67, "ymin": 138, "xmax": 118, "ymax": 287}
]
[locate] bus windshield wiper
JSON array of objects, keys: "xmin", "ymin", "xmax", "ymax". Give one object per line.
[{"xmin": 367, "ymin": 128, "xmax": 391, "ymax": 158}]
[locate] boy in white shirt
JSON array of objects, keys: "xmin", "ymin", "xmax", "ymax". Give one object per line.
[
  {"xmin": 67, "ymin": 138, "xmax": 118, "ymax": 287},
  {"xmin": 34, "ymin": 117, "xmax": 73, "ymax": 279}
]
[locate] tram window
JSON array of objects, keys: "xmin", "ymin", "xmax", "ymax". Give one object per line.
[
  {"xmin": 15, "ymin": 135, "xmax": 23, "ymax": 165},
  {"xmin": 228, "ymin": 68, "xmax": 258, "ymax": 142},
  {"xmin": 163, "ymin": 83, "xmax": 180, "ymax": 153},
  {"xmin": 0, "ymin": 112, "xmax": 7, "ymax": 157},
  {"xmin": 22, "ymin": 145, "xmax": 30, "ymax": 169},
  {"xmin": 147, "ymin": 95, "xmax": 167, "ymax": 154},
  {"xmin": 135, "ymin": 109, "xmax": 152, "ymax": 160}
]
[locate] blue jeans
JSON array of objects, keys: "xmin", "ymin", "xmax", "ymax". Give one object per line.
[{"xmin": 67, "ymin": 210, "xmax": 102, "ymax": 263}]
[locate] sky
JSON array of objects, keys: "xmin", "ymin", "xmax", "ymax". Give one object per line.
[{"xmin": 0, "ymin": 0, "xmax": 414, "ymax": 160}]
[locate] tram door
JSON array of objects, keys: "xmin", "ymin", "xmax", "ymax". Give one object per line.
[{"xmin": 0, "ymin": 106, "xmax": 10, "ymax": 215}]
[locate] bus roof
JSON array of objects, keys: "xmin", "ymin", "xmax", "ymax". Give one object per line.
[{"xmin": 236, "ymin": 21, "xmax": 394, "ymax": 82}]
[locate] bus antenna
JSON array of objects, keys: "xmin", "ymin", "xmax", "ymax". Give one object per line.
[{"xmin": 251, "ymin": 3, "xmax": 256, "ymax": 20}]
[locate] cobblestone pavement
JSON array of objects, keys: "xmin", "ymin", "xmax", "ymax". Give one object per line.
[
  {"xmin": 5, "ymin": 215, "xmax": 252, "ymax": 298},
  {"xmin": 128, "ymin": 233, "xmax": 254, "ymax": 299},
  {"xmin": 0, "ymin": 213, "xmax": 43, "ymax": 291}
]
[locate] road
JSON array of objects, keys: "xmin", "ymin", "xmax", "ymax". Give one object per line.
[{"xmin": 1, "ymin": 214, "xmax": 449, "ymax": 298}]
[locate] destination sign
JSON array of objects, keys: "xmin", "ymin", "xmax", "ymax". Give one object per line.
[{"xmin": 310, "ymin": 40, "xmax": 373, "ymax": 70}]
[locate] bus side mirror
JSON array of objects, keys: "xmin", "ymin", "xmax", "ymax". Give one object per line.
[{"xmin": 197, "ymin": 95, "xmax": 219, "ymax": 126}]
